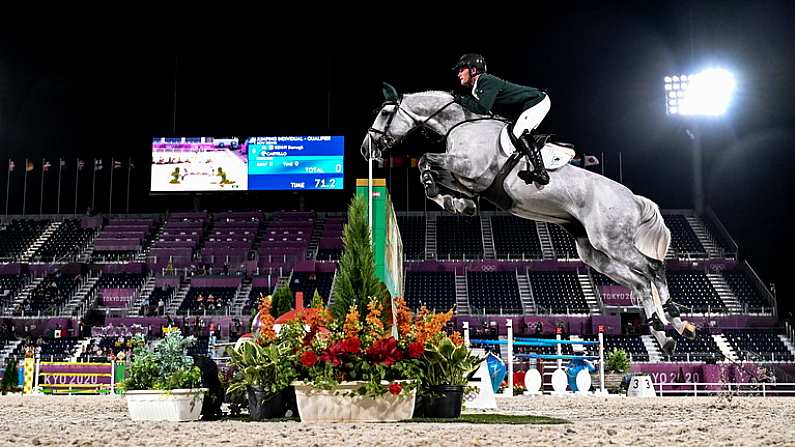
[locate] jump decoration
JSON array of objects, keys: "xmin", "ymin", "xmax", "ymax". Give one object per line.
[{"xmin": 228, "ymin": 195, "xmax": 482, "ymax": 422}]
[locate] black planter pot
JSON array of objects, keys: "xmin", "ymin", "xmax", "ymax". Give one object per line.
[
  {"xmin": 421, "ymin": 385, "xmax": 465, "ymax": 419},
  {"xmin": 246, "ymin": 386, "xmax": 287, "ymax": 421}
]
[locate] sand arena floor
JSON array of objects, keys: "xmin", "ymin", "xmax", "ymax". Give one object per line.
[{"xmin": 0, "ymin": 394, "xmax": 792, "ymax": 446}]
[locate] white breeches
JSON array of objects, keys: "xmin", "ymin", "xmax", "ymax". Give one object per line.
[{"xmin": 512, "ymin": 94, "xmax": 550, "ymax": 138}]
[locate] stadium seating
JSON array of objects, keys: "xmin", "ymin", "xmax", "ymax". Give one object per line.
[
  {"xmin": 0, "ymin": 275, "xmax": 27, "ymax": 307},
  {"xmin": 663, "ymin": 215, "xmax": 706, "ymax": 258},
  {"xmin": 528, "ymin": 271, "xmax": 589, "ymax": 314},
  {"xmin": 723, "ymin": 329, "xmax": 795, "ymax": 362},
  {"xmin": 397, "ymin": 215, "xmax": 426, "ymax": 260},
  {"xmin": 722, "ymin": 270, "xmax": 772, "ymax": 312},
  {"xmin": 0, "ymin": 219, "xmax": 50, "ymax": 261},
  {"xmin": 10, "ymin": 337, "xmax": 80, "ymax": 362},
  {"xmin": 667, "ymin": 271, "xmax": 726, "ymax": 313},
  {"xmin": 547, "ymin": 224, "xmax": 578, "ymax": 259},
  {"xmin": 436, "ymin": 216, "xmax": 483, "ymax": 259},
  {"xmin": 32, "ymin": 219, "xmax": 94, "ymax": 262},
  {"xmin": 491, "ymin": 215, "xmax": 543, "ymax": 259},
  {"xmin": 660, "ymin": 330, "xmax": 725, "ymax": 362},
  {"xmin": 178, "ymin": 287, "xmax": 236, "ymax": 315},
  {"xmin": 404, "ymin": 271, "xmax": 456, "ymax": 311},
  {"xmin": 17, "ymin": 273, "xmax": 78, "ymax": 316},
  {"xmin": 467, "ymin": 271, "xmax": 522, "ymax": 314}
]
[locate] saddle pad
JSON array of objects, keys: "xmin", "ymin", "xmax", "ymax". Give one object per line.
[{"xmin": 499, "ymin": 126, "xmax": 575, "ymax": 170}]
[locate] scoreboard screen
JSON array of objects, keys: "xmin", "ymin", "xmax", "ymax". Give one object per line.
[
  {"xmin": 150, "ymin": 135, "xmax": 344, "ymax": 192},
  {"xmin": 247, "ymin": 136, "xmax": 344, "ymax": 191}
]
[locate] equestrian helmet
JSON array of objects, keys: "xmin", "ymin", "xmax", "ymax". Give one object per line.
[{"xmin": 453, "ymin": 53, "xmax": 487, "ymax": 73}]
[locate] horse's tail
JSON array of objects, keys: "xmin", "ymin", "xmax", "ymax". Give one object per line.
[{"xmin": 633, "ymin": 195, "xmax": 671, "ymax": 262}]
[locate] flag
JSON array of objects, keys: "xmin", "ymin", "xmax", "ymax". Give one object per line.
[
  {"xmin": 113, "ymin": 160, "xmax": 122, "ymax": 169},
  {"xmin": 26, "ymin": 160, "xmax": 34, "ymax": 172},
  {"xmin": 8, "ymin": 160, "xmax": 14, "ymax": 172},
  {"xmin": 584, "ymin": 155, "xmax": 600, "ymax": 167},
  {"xmin": 128, "ymin": 159, "xmax": 135, "ymax": 169},
  {"xmin": 390, "ymin": 155, "xmax": 405, "ymax": 168},
  {"xmin": 60, "ymin": 159, "xmax": 67, "ymax": 168},
  {"xmin": 42, "ymin": 160, "xmax": 52, "ymax": 172},
  {"xmin": 78, "ymin": 159, "xmax": 86, "ymax": 171},
  {"xmin": 94, "ymin": 159, "xmax": 103, "ymax": 171},
  {"xmin": 410, "ymin": 158, "xmax": 418, "ymax": 168}
]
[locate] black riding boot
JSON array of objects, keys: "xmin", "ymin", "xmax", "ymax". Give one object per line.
[{"xmin": 516, "ymin": 131, "xmax": 550, "ymax": 186}]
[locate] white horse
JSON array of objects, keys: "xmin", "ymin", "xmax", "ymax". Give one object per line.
[{"xmin": 363, "ymin": 86, "xmax": 696, "ymax": 353}]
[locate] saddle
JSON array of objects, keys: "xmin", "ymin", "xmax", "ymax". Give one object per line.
[{"xmin": 498, "ymin": 125, "xmax": 576, "ymax": 170}]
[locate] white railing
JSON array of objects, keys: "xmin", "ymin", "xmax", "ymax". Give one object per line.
[{"xmin": 653, "ymin": 382, "xmax": 795, "ymax": 397}]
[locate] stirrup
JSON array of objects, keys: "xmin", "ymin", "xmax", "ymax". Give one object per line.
[
  {"xmin": 662, "ymin": 302, "xmax": 681, "ymax": 318},
  {"xmin": 646, "ymin": 314, "xmax": 665, "ymax": 332}
]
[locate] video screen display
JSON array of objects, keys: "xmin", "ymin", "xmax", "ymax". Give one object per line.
[{"xmin": 150, "ymin": 136, "xmax": 344, "ymax": 192}]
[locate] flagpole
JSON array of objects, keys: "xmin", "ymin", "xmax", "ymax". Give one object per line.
[
  {"xmin": 619, "ymin": 152, "xmax": 624, "ymax": 184},
  {"xmin": 126, "ymin": 157, "xmax": 132, "ymax": 214},
  {"xmin": 74, "ymin": 158, "xmax": 79, "ymax": 216},
  {"xmin": 91, "ymin": 159, "xmax": 97, "ymax": 213},
  {"xmin": 57, "ymin": 159, "xmax": 63, "ymax": 215},
  {"xmin": 405, "ymin": 161, "xmax": 409, "ymax": 211},
  {"xmin": 5, "ymin": 160, "xmax": 11, "ymax": 218},
  {"xmin": 22, "ymin": 159, "xmax": 28, "ymax": 216},
  {"xmin": 39, "ymin": 158, "xmax": 45, "ymax": 215},
  {"xmin": 600, "ymin": 151, "xmax": 605, "ymax": 176},
  {"xmin": 109, "ymin": 157, "xmax": 115, "ymax": 215}
]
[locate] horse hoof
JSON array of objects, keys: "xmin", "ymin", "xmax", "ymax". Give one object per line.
[
  {"xmin": 683, "ymin": 323, "xmax": 697, "ymax": 340},
  {"xmin": 661, "ymin": 338, "xmax": 677, "ymax": 355},
  {"xmin": 459, "ymin": 199, "xmax": 477, "ymax": 216},
  {"xmin": 442, "ymin": 196, "xmax": 456, "ymax": 213}
]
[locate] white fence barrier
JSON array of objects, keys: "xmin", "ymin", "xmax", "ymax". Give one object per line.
[{"xmin": 653, "ymin": 382, "xmax": 795, "ymax": 397}]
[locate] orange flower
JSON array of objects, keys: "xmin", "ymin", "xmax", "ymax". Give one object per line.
[
  {"xmin": 393, "ymin": 297, "xmax": 413, "ymax": 339},
  {"xmin": 257, "ymin": 296, "xmax": 277, "ymax": 342},
  {"xmin": 365, "ymin": 298, "xmax": 384, "ymax": 338},
  {"xmin": 449, "ymin": 331, "xmax": 464, "ymax": 346},
  {"xmin": 343, "ymin": 305, "xmax": 361, "ymax": 339}
]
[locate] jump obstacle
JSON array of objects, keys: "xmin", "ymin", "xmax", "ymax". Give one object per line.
[{"xmin": 463, "ymin": 320, "xmax": 606, "ymax": 396}]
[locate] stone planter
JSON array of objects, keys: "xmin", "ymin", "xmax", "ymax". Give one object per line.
[
  {"xmin": 293, "ymin": 381, "xmax": 415, "ymax": 423},
  {"xmin": 603, "ymin": 372, "xmax": 626, "ymax": 394},
  {"xmin": 126, "ymin": 388, "xmax": 207, "ymax": 422}
]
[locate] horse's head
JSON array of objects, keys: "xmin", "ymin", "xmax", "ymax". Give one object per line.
[{"xmin": 361, "ymin": 83, "xmax": 418, "ymax": 160}]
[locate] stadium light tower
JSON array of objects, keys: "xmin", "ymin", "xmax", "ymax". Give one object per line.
[{"xmin": 664, "ymin": 68, "xmax": 736, "ymax": 214}]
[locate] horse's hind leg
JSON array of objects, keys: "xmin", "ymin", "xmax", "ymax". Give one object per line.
[
  {"xmin": 648, "ymin": 259, "xmax": 697, "ymax": 339},
  {"xmin": 574, "ymin": 237, "xmax": 677, "ymax": 354}
]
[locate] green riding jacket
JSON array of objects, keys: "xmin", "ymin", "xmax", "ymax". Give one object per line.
[{"xmin": 456, "ymin": 73, "xmax": 546, "ymax": 119}]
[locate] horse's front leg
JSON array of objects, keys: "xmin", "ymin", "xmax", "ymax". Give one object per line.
[
  {"xmin": 418, "ymin": 154, "xmax": 477, "ymax": 215},
  {"xmin": 418, "ymin": 154, "xmax": 445, "ymax": 198}
]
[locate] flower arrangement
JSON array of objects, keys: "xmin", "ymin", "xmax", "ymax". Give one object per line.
[
  {"xmin": 121, "ymin": 331, "xmax": 202, "ymax": 392},
  {"xmin": 293, "ymin": 296, "xmax": 422, "ymax": 397}
]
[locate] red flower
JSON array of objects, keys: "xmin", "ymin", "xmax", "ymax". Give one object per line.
[
  {"xmin": 408, "ymin": 341, "xmax": 424, "ymax": 359},
  {"xmin": 319, "ymin": 350, "xmax": 341, "ymax": 367},
  {"xmin": 341, "ymin": 337, "xmax": 361, "ymax": 354},
  {"xmin": 367, "ymin": 337, "xmax": 403, "ymax": 366},
  {"xmin": 389, "ymin": 382, "xmax": 402, "ymax": 396},
  {"xmin": 300, "ymin": 351, "xmax": 318, "ymax": 367}
]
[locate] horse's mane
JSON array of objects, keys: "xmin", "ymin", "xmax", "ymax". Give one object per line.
[{"xmin": 406, "ymin": 90, "xmax": 454, "ymax": 100}]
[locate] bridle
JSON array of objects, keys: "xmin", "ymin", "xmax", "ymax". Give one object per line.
[{"xmin": 365, "ymin": 97, "xmax": 458, "ymax": 160}]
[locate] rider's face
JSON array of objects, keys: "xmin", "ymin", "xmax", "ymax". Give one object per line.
[{"xmin": 458, "ymin": 67, "xmax": 474, "ymax": 87}]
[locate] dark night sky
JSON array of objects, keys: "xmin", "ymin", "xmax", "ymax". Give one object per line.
[{"xmin": 0, "ymin": 3, "xmax": 793, "ymax": 313}]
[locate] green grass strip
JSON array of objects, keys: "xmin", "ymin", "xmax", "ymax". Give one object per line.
[{"xmin": 404, "ymin": 414, "xmax": 569, "ymax": 424}]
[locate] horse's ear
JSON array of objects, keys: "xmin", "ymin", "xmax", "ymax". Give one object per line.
[{"xmin": 382, "ymin": 82, "xmax": 399, "ymax": 102}]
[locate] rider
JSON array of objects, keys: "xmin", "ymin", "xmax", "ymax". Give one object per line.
[{"xmin": 452, "ymin": 53, "xmax": 550, "ymax": 185}]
